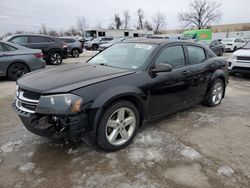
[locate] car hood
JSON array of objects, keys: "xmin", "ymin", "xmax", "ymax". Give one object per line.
[
  {"xmin": 100, "ymin": 43, "xmax": 112, "ymax": 48},
  {"xmin": 233, "ymin": 49, "xmax": 250, "ymax": 56},
  {"xmin": 17, "ymin": 63, "xmax": 135, "ymax": 93}
]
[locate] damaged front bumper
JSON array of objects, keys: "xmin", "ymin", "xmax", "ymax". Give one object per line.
[{"xmin": 12, "ymin": 101, "xmax": 89, "ymax": 140}]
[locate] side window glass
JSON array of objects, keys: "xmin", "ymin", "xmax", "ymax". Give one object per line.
[
  {"xmin": 0, "ymin": 44, "xmax": 5, "ymax": 52},
  {"xmin": 3, "ymin": 44, "xmax": 16, "ymax": 51},
  {"xmin": 155, "ymin": 45, "xmax": 185, "ymax": 68},
  {"xmin": 10, "ymin": 36, "xmax": 28, "ymax": 44},
  {"xmin": 187, "ymin": 46, "xmax": 206, "ymax": 65},
  {"xmin": 29, "ymin": 36, "xmax": 46, "ymax": 43}
]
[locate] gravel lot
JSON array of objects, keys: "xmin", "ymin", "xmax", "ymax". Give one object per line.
[{"xmin": 0, "ymin": 51, "xmax": 250, "ymax": 188}]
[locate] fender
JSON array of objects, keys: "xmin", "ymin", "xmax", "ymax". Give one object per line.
[
  {"xmin": 90, "ymin": 85, "xmax": 146, "ymax": 109},
  {"xmin": 86, "ymin": 85, "xmax": 146, "ymax": 145},
  {"xmin": 207, "ymin": 69, "xmax": 227, "ymax": 97}
]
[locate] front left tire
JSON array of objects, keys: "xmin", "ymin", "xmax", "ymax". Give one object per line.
[
  {"xmin": 203, "ymin": 79, "xmax": 224, "ymax": 107},
  {"xmin": 96, "ymin": 100, "xmax": 139, "ymax": 151}
]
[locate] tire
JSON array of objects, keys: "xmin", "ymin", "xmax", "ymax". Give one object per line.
[
  {"xmin": 96, "ymin": 100, "xmax": 139, "ymax": 151},
  {"xmin": 7, "ymin": 63, "xmax": 29, "ymax": 81},
  {"xmin": 233, "ymin": 46, "xmax": 237, "ymax": 52},
  {"xmin": 92, "ymin": 44, "xmax": 98, "ymax": 51},
  {"xmin": 203, "ymin": 79, "xmax": 224, "ymax": 107},
  {"xmin": 48, "ymin": 51, "xmax": 62, "ymax": 65},
  {"xmin": 71, "ymin": 49, "xmax": 80, "ymax": 58}
]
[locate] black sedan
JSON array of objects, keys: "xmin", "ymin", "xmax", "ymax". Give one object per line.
[
  {"xmin": 13, "ymin": 39, "xmax": 228, "ymax": 151},
  {"xmin": 200, "ymin": 40, "xmax": 225, "ymax": 56},
  {"xmin": 0, "ymin": 41, "xmax": 46, "ymax": 80}
]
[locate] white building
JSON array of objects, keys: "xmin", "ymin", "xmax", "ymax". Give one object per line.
[{"xmin": 84, "ymin": 29, "xmax": 154, "ymax": 38}]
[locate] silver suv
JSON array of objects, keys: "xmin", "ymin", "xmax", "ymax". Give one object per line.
[
  {"xmin": 84, "ymin": 37, "xmax": 113, "ymax": 50},
  {"xmin": 60, "ymin": 37, "xmax": 83, "ymax": 58}
]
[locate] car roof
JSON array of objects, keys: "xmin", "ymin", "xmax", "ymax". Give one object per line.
[
  {"xmin": 124, "ymin": 38, "xmax": 197, "ymax": 45},
  {"xmin": 5, "ymin": 34, "xmax": 55, "ymax": 39}
]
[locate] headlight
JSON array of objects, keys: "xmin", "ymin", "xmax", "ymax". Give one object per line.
[
  {"xmin": 230, "ymin": 55, "xmax": 237, "ymax": 59},
  {"xmin": 36, "ymin": 94, "xmax": 83, "ymax": 114}
]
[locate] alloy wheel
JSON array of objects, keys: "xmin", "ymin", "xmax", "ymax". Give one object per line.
[
  {"xmin": 105, "ymin": 107, "xmax": 136, "ymax": 146},
  {"xmin": 72, "ymin": 49, "xmax": 79, "ymax": 58},
  {"xmin": 50, "ymin": 53, "xmax": 62, "ymax": 65},
  {"xmin": 212, "ymin": 82, "xmax": 223, "ymax": 105}
]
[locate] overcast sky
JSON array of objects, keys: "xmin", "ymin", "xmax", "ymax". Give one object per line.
[{"xmin": 0, "ymin": 0, "xmax": 250, "ymax": 33}]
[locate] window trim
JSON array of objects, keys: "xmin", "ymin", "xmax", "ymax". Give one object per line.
[
  {"xmin": 10, "ymin": 36, "xmax": 28, "ymax": 44},
  {"xmin": 150, "ymin": 44, "xmax": 187, "ymax": 71},
  {"xmin": 184, "ymin": 44, "xmax": 207, "ymax": 65}
]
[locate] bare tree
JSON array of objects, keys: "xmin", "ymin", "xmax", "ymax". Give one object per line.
[
  {"xmin": 114, "ymin": 13, "xmax": 122, "ymax": 29},
  {"xmin": 48, "ymin": 30, "xmax": 59, "ymax": 37},
  {"xmin": 39, "ymin": 23, "xmax": 48, "ymax": 35},
  {"xmin": 95, "ymin": 23, "xmax": 102, "ymax": 29},
  {"xmin": 152, "ymin": 12, "xmax": 166, "ymax": 33},
  {"xmin": 123, "ymin": 10, "xmax": 130, "ymax": 29},
  {"xmin": 144, "ymin": 20, "xmax": 153, "ymax": 31},
  {"xmin": 178, "ymin": 0, "xmax": 221, "ymax": 29},
  {"xmin": 137, "ymin": 8, "xmax": 144, "ymax": 29},
  {"xmin": 76, "ymin": 16, "xmax": 88, "ymax": 36}
]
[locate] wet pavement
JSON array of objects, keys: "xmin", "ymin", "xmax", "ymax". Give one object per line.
[{"xmin": 0, "ymin": 51, "xmax": 250, "ymax": 188}]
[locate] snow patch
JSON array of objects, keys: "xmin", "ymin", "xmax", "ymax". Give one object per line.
[
  {"xmin": 19, "ymin": 162, "xmax": 35, "ymax": 173},
  {"xmin": 180, "ymin": 146, "xmax": 201, "ymax": 160},
  {"xmin": 190, "ymin": 112, "xmax": 220, "ymax": 125},
  {"xmin": 217, "ymin": 165, "xmax": 234, "ymax": 177},
  {"xmin": 0, "ymin": 140, "xmax": 23, "ymax": 153}
]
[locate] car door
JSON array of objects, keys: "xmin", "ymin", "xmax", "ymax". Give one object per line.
[
  {"xmin": 147, "ymin": 44, "xmax": 192, "ymax": 117},
  {"xmin": 185, "ymin": 45, "xmax": 214, "ymax": 103},
  {"xmin": 28, "ymin": 36, "xmax": 48, "ymax": 51},
  {"xmin": 210, "ymin": 41, "xmax": 219, "ymax": 54},
  {"xmin": 9, "ymin": 36, "xmax": 29, "ymax": 47}
]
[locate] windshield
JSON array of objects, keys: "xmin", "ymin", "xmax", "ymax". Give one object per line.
[
  {"xmin": 222, "ymin": 38, "xmax": 234, "ymax": 42},
  {"xmin": 243, "ymin": 42, "xmax": 250, "ymax": 49},
  {"xmin": 92, "ymin": 38, "xmax": 101, "ymax": 42},
  {"xmin": 88, "ymin": 43, "xmax": 157, "ymax": 70}
]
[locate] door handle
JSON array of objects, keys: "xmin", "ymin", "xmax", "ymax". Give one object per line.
[{"xmin": 181, "ymin": 70, "xmax": 190, "ymax": 75}]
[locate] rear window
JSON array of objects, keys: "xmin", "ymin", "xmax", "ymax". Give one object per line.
[
  {"xmin": 61, "ymin": 38, "xmax": 75, "ymax": 43},
  {"xmin": 29, "ymin": 36, "xmax": 48, "ymax": 43},
  {"xmin": 187, "ymin": 46, "xmax": 206, "ymax": 65},
  {"xmin": 0, "ymin": 43, "xmax": 16, "ymax": 51}
]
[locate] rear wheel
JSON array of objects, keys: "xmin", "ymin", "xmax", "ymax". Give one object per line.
[
  {"xmin": 96, "ymin": 100, "xmax": 139, "ymax": 151},
  {"xmin": 7, "ymin": 63, "xmax": 29, "ymax": 81},
  {"xmin": 219, "ymin": 49, "xmax": 224, "ymax": 56},
  {"xmin": 71, "ymin": 49, "xmax": 80, "ymax": 58},
  {"xmin": 203, "ymin": 79, "xmax": 224, "ymax": 107},
  {"xmin": 49, "ymin": 51, "xmax": 62, "ymax": 65}
]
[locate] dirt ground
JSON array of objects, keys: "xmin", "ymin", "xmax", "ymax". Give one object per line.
[{"xmin": 0, "ymin": 51, "xmax": 250, "ymax": 188}]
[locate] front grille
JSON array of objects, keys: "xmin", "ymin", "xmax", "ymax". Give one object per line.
[
  {"xmin": 16, "ymin": 89, "xmax": 40, "ymax": 114},
  {"xmin": 232, "ymin": 66, "xmax": 250, "ymax": 71},
  {"xmin": 19, "ymin": 88, "xmax": 41, "ymax": 100},
  {"xmin": 237, "ymin": 56, "xmax": 250, "ymax": 61}
]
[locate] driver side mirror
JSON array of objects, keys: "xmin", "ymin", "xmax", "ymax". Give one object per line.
[{"xmin": 150, "ymin": 63, "xmax": 172, "ymax": 74}]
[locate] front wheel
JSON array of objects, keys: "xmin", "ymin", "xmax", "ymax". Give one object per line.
[
  {"xmin": 203, "ymin": 79, "xmax": 224, "ymax": 107},
  {"xmin": 96, "ymin": 100, "xmax": 139, "ymax": 151}
]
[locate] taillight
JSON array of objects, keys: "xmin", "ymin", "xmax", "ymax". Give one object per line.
[
  {"xmin": 62, "ymin": 43, "xmax": 68, "ymax": 48},
  {"xmin": 34, "ymin": 53, "xmax": 43, "ymax": 58}
]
